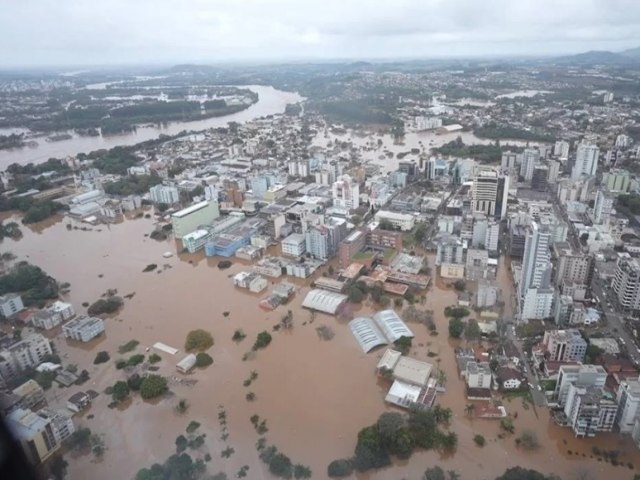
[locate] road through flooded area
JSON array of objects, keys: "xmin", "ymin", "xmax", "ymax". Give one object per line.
[{"xmin": 3, "ymin": 216, "xmax": 640, "ymax": 480}]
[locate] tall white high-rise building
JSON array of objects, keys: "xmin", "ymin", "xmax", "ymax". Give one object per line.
[
  {"xmin": 612, "ymin": 253, "xmax": 640, "ymax": 312},
  {"xmin": 616, "ymin": 376, "xmax": 640, "ymax": 434},
  {"xmin": 149, "ymin": 184, "xmax": 180, "ymax": 205},
  {"xmin": 519, "ymin": 222, "xmax": 553, "ymax": 320},
  {"xmin": 554, "ymin": 141, "xmax": 570, "ymax": 160},
  {"xmin": 520, "ymin": 149, "xmax": 538, "ymax": 182},
  {"xmin": 547, "ymin": 160, "xmax": 561, "ymax": 184},
  {"xmin": 471, "ymin": 167, "xmax": 509, "ymax": 219},
  {"xmin": 593, "ymin": 189, "xmax": 614, "ymax": 225},
  {"xmin": 519, "ymin": 222, "xmax": 552, "ymax": 297},
  {"xmin": 332, "ymin": 174, "xmax": 360, "ymax": 210},
  {"xmin": 572, "ymin": 144, "xmax": 599, "ymax": 180}
]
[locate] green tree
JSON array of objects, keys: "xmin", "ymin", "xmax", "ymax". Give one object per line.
[
  {"xmin": 140, "ymin": 374, "xmax": 168, "ymax": 399},
  {"xmin": 464, "ymin": 319, "xmax": 482, "ymax": 342},
  {"xmin": 393, "ymin": 336, "xmax": 412, "ymax": 354},
  {"xmin": 127, "ymin": 373, "xmax": 143, "ymax": 391},
  {"xmin": 111, "ymin": 380, "xmax": 130, "ymax": 403},
  {"xmin": 269, "ymin": 453, "xmax": 293, "ymax": 478},
  {"xmin": 407, "ymin": 408, "xmax": 438, "ymax": 449},
  {"xmin": 148, "ymin": 353, "xmax": 162, "ymax": 364},
  {"xmin": 585, "ymin": 344, "xmax": 604, "ymax": 363},
  {"xmin": 293, "ymin": 464, "xmax": 312, "ymax": 479},
  {"xmin": 175, "ymin": 435, "xmax": 188, "ymax": 453},
  {"xmin": 444, "ymin": 306, "xmax": 469, "ymax": 319},
  {"xmin": 448, "ymin": 318, "xmax": 464, "ymax": 338},
  {"xmin": 473, "ymin": 434, "xmax": 486, "ymax": 446},
  {"xmin": 489, "ymin": 358, "xmax": 499, "ymax": 372},
  {"xmin": 195, "ymin": 352, "xmax": 213, "ymax": 367},
  {"xmin": 516, "ymin": 430, "xmax": 539, "ymax": 450},
  {"xmin": 184, "ymin": 329, "xmax": 214, "ymax": 351},
  {"xmin": 66, "ymin": 427, "xmax": 92, "ymax": 451},
  {"xmin": 439, "ymin": 431, "xmax": 458, "ymax": 451},
  {"xmin": 93, "ymin": 351, "xmax": 110, "ymax": 364},
  {"xmin": 423, "ymin": 466, "xmax": 446, "ymax": 480},
  {"xmin": 353, "ymin": 425, "xmax": 390, "ymax": 471},
  {"xmin": 327, "ymin": 459, "xmax": 353, "ymax": 477},
  {"xmin": 495, "ymin": 467, "xmax": 551, "ymax": 480},
  {"xmin": 348, "ymin": 285, "xmax": 365, "ymax": 303},
  {"xmin": 413, "ymin": 223, "xmax": 428, "ymax": 243},
  {"xmin": 454, "ymin": 280, "xmax": 465, "ymax": 291},
  {"xmin": 252, "ymin": 331, "xmax": 272, "ymax": 350},
  {"xmin": 500, "ymin": 417, "xmax": 515, "ymax": 434}
]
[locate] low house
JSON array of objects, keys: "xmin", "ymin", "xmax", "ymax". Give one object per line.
[
  {"xmin": 496, "ymin": 367, "xmax": 524, "ymax": 390},
  {"xmin": 66, "ymin": 392, "xmax": 91, "ymax": 413},
  {"xmin": 176, "ymin": 354, "xmax": 197, "ymax": 374},
  {"xmin": 233, "ymin": 271, "xmax": 268, "ymax": 293}
]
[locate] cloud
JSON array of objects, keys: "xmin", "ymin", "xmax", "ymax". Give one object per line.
[{"xmin": 0, "ymin": 0, "xmax": 639, "ymax": 66}]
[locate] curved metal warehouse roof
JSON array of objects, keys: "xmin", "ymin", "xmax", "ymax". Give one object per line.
[
  {"xmin": 349, "ymin": 317, "xmax": 388, "ymax": 353},
  {"xmin": 302, "ymin": 289, "xmax": 348, "ymax": 315},
  {"xmin": 373, "ymin": 310, "xmax": 414, "ymax": 343}
]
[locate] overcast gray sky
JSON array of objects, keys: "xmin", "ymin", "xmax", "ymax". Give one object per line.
[{"xmin": 2, "ymin": 0, "xmax": 640, "ymax": 67}]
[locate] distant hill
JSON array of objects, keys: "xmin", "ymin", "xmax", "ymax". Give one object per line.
[
  {"xmin": 554, "ymin": 49, "xmax": 638, "ymax": 65},
  {"xmin": 621, "ymin": 46, "xmax": 640, "ymax": 59}
]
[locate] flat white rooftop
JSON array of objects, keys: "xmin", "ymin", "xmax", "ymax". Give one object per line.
[{"xmin": 172, "ymin": 201, "xmax": 212, "ymax": 218}]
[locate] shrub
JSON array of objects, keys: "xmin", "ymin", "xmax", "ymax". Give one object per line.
[
  {"xmin": 252, "ymin": 331, "xmax": 272, "ymax": 351},
  {"xmin": 448, "ymin": 318, "xmax": 464, "ymax": 338},
  {"xmin": 140, "ymin": 374, "xmax": 168, "ymax": 399},
  {"xmin": 127, "ymin": 374, "xmax": 143, "ymax": 391},
  {"xmin": 118, "ymin": 339, "xmax": 139, "ymax": 354},
  {"xmin": 127, "ymin": 354, "xmax": 145, "ymax": 366},
  {"xmin": 186, "ymin": 421, "xmax": 201, "ymax": 434},
  {"xmin": 232, "ymin": 329, "xmax": 246, "ymax": 343},
  {"xmin": 327, "ymin": 459, "xmax": 353, "ymax": 477},
  {"xmin": 218, "ymin": 260, "xmax": 232, "ymax": 270},
  {"xmin": 115, "ymin": 359, "xmax": 127, "ymax": 370},
  {"xmin": 195, "ymin": 352, "xmax": 213, "ymax": 368},
  {"xmin": 294, "ymin": 464, "xmax": 312, "ymax": 479},
  {"xmin": 517, "ymin": 430, "xmax": 539, "ymax": 450},
  {"xmin": 269, "ymin": 453, "xmax": 292, "ymax": 478},
  {"xmin": 185, "ymin": 329, "xmax": 214, "ymax": 351},
  {"xmin": 473, "ymin": 434, "xmax": 486, "ymax": 447},
  {"xmin": 175, "ymin": 399, "xmax": 189, "ymax": 415},
  {"xmin": 142, "ymin": 264, "xmax": 157, "ymax": 272},
  {"xmin": 148, "ymin": 353, "xmax": 162, "ymax": 364},
  {"xmin": 111, "ymin": 381, "xmax": 130, "ymax": 403},
  {"xmin": 93, "ymin": 351, "xmax": 110, "ymax": 364},
  {"xmin": 175, "ymin": 435, "xmax": 188, "ymax": 453},
  {"xmin": 88, "ymin": 296, "xmax": 123, "ymax": 315}
]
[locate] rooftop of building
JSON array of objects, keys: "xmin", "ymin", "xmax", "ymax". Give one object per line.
[
  {"xmin": 63, "ymin": 315, "xmax": 103, "ymax": 330},
  {"xmin": 172, "ymin": 200, "xmax": 215, "ymax": 218},
  {"xmin": 183, "ymin": 229, "xmax": 211, "ymax": 241},
  {"xmin": 6, "ymin": 408, "xmax": 49, "ymax": 440}
]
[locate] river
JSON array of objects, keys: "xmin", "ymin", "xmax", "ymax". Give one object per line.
[
  {"xmin": 0, "ymin": 85, "xmax": 302, "ymax": 170},
  {"xmin": 4, "ymin": 216, "xmax": 640, "ymax": 480}
]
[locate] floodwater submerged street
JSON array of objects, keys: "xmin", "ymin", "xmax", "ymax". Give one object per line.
[{"xmin": 4, "ymin": 215, "xmax": 640, "ymax": 479}]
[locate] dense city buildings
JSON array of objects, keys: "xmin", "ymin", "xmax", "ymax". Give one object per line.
[{"xmin": 3, "ymin": 44, "xmax": 640, "ymax": 480}]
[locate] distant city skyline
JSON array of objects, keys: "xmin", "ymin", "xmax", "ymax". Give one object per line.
[{"xmin": 1, "ymin": 0, "xmax": 640, "ymax": 67}]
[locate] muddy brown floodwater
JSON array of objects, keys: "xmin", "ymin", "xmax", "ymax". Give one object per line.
[{"xmin": 4, "ymin": 214, "xmax": 640, "ymax": 480}]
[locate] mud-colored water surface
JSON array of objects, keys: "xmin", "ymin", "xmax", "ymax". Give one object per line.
[{"xmin": 4, "ymin": 214, "xmax": 640, "ymax": 480}]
